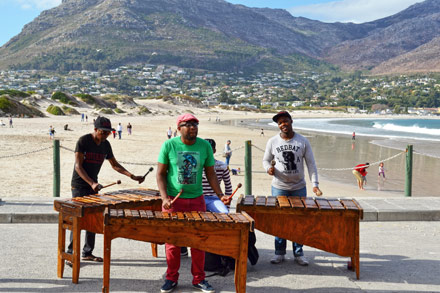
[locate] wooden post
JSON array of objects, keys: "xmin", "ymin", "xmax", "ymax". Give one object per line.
[
  {"xmin": 245, "ymin": 140, "xmax": 252, "ymax": 196},
  {"xmin": 53, "ymin": 139, "xmax": 60, "ymax": 197},
  {"xmin": 405, "ymin": 145, "xmax": 413, "ymax": 197}
]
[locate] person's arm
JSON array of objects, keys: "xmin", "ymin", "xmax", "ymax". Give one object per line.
[
  {"xmin": 262, "ymin": 139, "xmax": 275, "ymax": 175},
  {"xmin": 222, "ymin": 167, "xmax": 233, "ymax": 196},
  {"xmin": 205, "ymin": 165, "xmax": 224, "ymax": 198},
  {"xmin": 156, "ymin": 162, "xmax": 172, "ymax": 209},
  {"xmin": 303, "ymin": 139, "xmax": 321, "ymax": 195},
  {"xmin": 108, "ymin": 157, "xmax": 145, "ymax": 184},
  {"xmin": 74, "ymin": 152, "xmax": 101, "ymax": 192}
]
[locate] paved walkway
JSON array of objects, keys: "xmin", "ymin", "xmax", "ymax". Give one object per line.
[{"xmin": 1, "ymin": 196, "xmax": 440, "ymax": 223}]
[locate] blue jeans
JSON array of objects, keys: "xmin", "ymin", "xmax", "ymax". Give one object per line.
[
  {"xmin": 225, "ymin": 155, "xmax": 231, "ymax": 166},
  {"xmin": 205, "ymin": 195, "xmax": 229, "ymax": 213},
  {"xmin": 271, "ymin": 186, "xmax": 307, "ymax": 257}
]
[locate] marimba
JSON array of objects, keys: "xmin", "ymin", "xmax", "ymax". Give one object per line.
[
  {"xmin": 102, "ymin": 209, "xmax": 254, "ymax": 293},
  {"xmin": 236, "ymin": 195, "xmax": 363, "ymax": 279},
  {"xmin": 54, "ymin": 188, "xmax": 162, "ymax": 283}
]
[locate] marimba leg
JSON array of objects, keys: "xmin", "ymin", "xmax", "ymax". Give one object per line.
[
  {"xmin": 72, "ymin": 217, "xmax": 81, "ymax": 284},
  {"xmin": 57, "ymin": 214, "xmax": 66, "ymax": 278},
  {"xmin": 234, "ymin": 230, "xmax": 249, "ymax": 293},
  {"xmin": 102, "ymin": 227, "xmax": 112, "ymax": 293},
  {"xmin": 151, "ymin": 243, "xmax": 158, "ymax": 258}
]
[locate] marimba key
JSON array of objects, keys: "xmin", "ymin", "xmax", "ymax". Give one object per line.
[
  {"xmin": 315, "ymin": 198, "xmax": 332, "ymax": 210},
  {"xmin": 328, "ymin": 199, "xmax": 345, "ymax": 210},
  {"xmin": 302, "ymin": 198, "xmax": 319, "ymax": 209},
  {"xmin": 255, "ymin": 196, "xmax": 267, "ymax": 206},
  {"xmin": 289, "ymin": 197, "xmax": 304, "ymax": 208},
  {"xmin": 278, "ymin": 196, "xmax": 291, "ymax": 208},
  {"xmin": 266, "ymin": 197, "xmax": 277, "ymax": 207}
]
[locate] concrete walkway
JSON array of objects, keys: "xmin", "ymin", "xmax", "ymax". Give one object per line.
[{"xmin": 1, "ymin": 196, "xmax": 440, "ymax": 223}]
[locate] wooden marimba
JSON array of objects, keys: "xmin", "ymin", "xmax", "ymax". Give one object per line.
[
  {"xmin": 236, "ymin": 195, "xmax": 363, "ymax": 279},
  {"xmin": 102, "ymin": 209, "xmax": 254, "ymax": 293},
  {"xmin": 54, "ymin": 188, "xmax": 162, "ymax": 283}
]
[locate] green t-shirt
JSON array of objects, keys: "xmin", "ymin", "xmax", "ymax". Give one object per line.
[{"xmin": 158, "ymin": 137, "xmax": 215, "ymax": 198}]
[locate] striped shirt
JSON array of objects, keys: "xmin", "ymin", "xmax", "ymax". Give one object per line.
[{"xmin": 202, "ymin": 159, "xmax": 233, "ymax": 196}]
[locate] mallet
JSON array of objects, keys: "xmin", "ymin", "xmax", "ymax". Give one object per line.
[
  {"xmin": 271, "ymin": 160, "xmax": 276, "ymax": 167},
  {"xmin": 100, "ymin": 180, "xmax": 121, "ymax": 190},
  {"xmin": 142, "ymin": 167, "xmax": 154, "ymax": 179},
  {"xmin": 170, "ymin": 189, "xmax": 184, "ymax": 206},
  {"xmin": 226, "ymin": 183, "xmax": 242, "ymax": 200}
]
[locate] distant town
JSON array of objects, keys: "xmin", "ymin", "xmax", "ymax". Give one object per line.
[{"xmin": 1, "ymin": 64, "xmax": 440, "ymax": 115}]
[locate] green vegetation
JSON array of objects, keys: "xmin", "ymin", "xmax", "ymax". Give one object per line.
[
  {"xmin": 0, "ymin": 90, "xmax": 30, "ymax": 98},
  {"xmin": 138, "ymin": 106, "xmax": 151, "ymax": 115},
  {"xmin": 74, "ymin": 93, "xmax": 96, "ymax": 105},
  {"xmin": 52, "ymin": 91, "xmax": 78, "ymax": 106},
  {"xmin": 114, "ymin": 108, "xmax": 125, "ymax": 113},
  {"xmin": 0, "ymin": 96, "xmax": 13, "ymax": 110},
  {"xmin": 99, "ymin": 108, "xmax": 114, "ymax": 114},
  {"xmin": 62, "ymin": 106, "xmax": 80, "ymax": 115},
  {"xmin": 47, "ymin": 104, "xmax": 65, "ymax": 115}
]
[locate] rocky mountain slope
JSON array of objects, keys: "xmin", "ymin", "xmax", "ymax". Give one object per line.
[{"xmin": 0, "ymin": 0, "xmax": 439, "ymax": 74}]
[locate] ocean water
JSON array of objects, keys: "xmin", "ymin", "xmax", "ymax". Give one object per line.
[
  {"xmin": 259, "ymin": 118, "xmax": 440, "ymax": 159},
  {"xmin": 288, "ymin": 118, "xmax": 440, "ymax": 142},
  {"xmin": 228, "ymin": 117, "xmax": 440, "ymax": 196}
]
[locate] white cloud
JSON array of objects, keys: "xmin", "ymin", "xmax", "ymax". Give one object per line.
[
  {"xmin": 288, "ymin": 0, "xmax": 424, "ymax": 23},
  {"xmin": 16, "ymin": 0, "xmax": 61, "ymax": 10}
]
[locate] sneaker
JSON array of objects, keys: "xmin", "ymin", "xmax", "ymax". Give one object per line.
[
  {"xmin": 181, "ymin": 246, "xmax": 188, "ymax": 257},
  {"xmin": 294, "ymin": 255, "xmax": 309, "ymax": 266},
  {"xmin": 193, "ymin": 280, "xmax": 215, "ymax": 293},
  {"xmin": 270, "ymin": 254, "xmax": 284, "ymax": 264},
  {"xmin": 160, "ymin": 279, "xmax": 177, "ymax": 293}
]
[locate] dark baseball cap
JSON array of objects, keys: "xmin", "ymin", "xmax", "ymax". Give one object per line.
[
  {"xmin": 94, "ymin": 116, "xmax": 115, "ymax": 131},
  {"xmin": 272, "ymin": 111, "xmax": 292, "ymax": 123}
]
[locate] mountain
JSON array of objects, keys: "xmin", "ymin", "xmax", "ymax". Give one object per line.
[
  {"xmin": 0, "ymin": 0, "xmax": 440, "ymax": 74},
  {"xmin": 0, "ymin": 0, "xmax": 338, "ymax": 73},
  {"xmin": 324, "ymin": 0, "xmax": 440, "ymax": 73}
]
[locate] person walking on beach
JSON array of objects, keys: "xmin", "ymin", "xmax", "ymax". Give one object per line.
[
  {"xmin": 260, "ymin": 129, "xmax": 265, "ymax": 137},
  {"xmin": 9, "ymin": 117, "xmax": 13, "ymax": 128},
  {"xmin": 156, "ymin": 113, "xmax": 221, "ymax": 293},
  {"xmin": 224, "ymin": 140, "xmax": 232, "ymax": 166},
  {"xmin": 127, "ymin": 123, "xmax": 132, "ymax": 135},
  {"xmin": 352, "ymin": 132, "xmax": 356, "ymax": 140},
  {"xmin": 378, "ymin": 162, "xmax": 385, "ymax": 180},
  {"xmin": 67, "ymin": 116, "xmax": 144, "ymax": 266},
  {"xmin": 117, "ymin": 123, "xmax": 122, "ymax": 139},
  {"xmin": 49, "ymin": 125, "xmax": 55, "ymax": 140},
  {"xmin": 263, "ymin": 111, "xmax": 322, "ymax": 266},
  {"xmin": 167, "ymin": 127, "xmax": 172, "ymax": 139},
  {"xmin": 353, "ymin": 163, "xmax": 369, "ymax": 190}
]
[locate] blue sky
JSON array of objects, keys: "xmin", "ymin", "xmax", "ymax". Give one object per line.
[{"xmin": 0, "ymin": 0, "xmax": 423, "ymax": 46}]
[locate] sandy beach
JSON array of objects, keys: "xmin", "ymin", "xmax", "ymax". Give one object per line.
[{"xmin": 1, "ymin": 100, "xmax": 437, "ymax": 200}]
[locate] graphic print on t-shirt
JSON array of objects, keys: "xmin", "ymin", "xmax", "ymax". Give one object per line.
[
  {"xmin": 282, "ymin": 151, "xmax": 297, "ymax": 171},
  {"xmin": 177, "ymin": 151, "xmax": 199, "ymax": 184}
]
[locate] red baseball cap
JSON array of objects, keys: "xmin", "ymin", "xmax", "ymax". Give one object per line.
[{"xmin": 177, "ymin": 113, "xmax": 199, "ymax": 127}]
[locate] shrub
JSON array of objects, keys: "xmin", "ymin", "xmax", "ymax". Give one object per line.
[
  {"xmin": 138, "ymin": 106, "xmax": 151, "ymax": 115},
  {"xmin": 0, "ymin": 96, "xmax": 13, "ymax": 111},
  {"xmin": 52, "ymin": 91, "xmax": 78, "ymax": 106},
  {"xmin": 0, "ymin": 90, "xmax": 30, "ymax": 98},
  {"xmin": 74, "ymin": 93, "xmax": 96, "ymax": 105},
  {"xmin": 47, "ymin": 104, "xmax": 65, "ymax": 115},
  {"xmin": 62, "ymin": 106, "xmax": 80, "ymax": 115},
  {"xmin": 99, "ymin": 108, "xmax": 114, "ymax": 114},
  {"xmin": 114, "ymin": 108, "xmax": 125, "ymax": 113}
]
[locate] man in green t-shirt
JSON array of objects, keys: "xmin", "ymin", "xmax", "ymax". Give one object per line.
[{"xmin": 156, "ymin": 113, "xmax": 224, "ymax": 293}]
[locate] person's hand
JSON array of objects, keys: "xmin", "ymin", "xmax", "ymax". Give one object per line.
[
  {"xmin": 221, "ymin": 195, "xmax": 232, "ymax": 206},
  {"xmin": 267, "ymin": 167, "xmax": 275, "ymax": 176},
  {"xmin": 131, "ymin": 174, "xmax": 145, "ymax": 184},
  {"xmin": 162, "ymin": 197, "xmax": 172, "ymax": 210},
  {"xmin": 92, "ymin": 182, "xmax": 103, "ymax": 193},
  {"xmin": 313, "ymin": 187, "xmax": 323, "ymax": 196}
]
